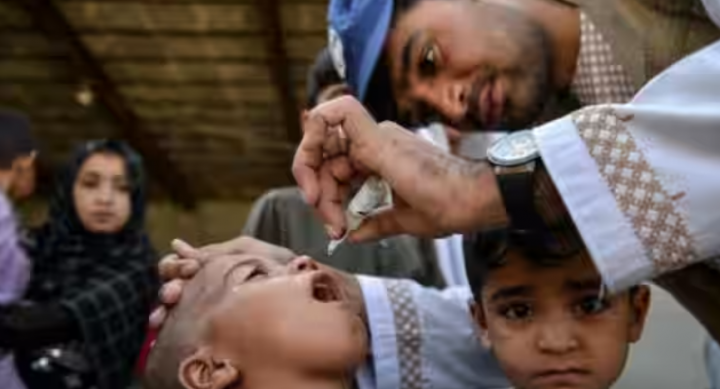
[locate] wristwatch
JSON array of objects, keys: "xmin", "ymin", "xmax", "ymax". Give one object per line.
[{"xmin": 486, "ymin": 130, "xmax": 542, "ymax": 232}]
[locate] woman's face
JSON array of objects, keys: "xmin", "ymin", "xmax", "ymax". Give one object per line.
[{"xmin": 73, "ymin": 152, "xmax": 132, "ymax": 234}]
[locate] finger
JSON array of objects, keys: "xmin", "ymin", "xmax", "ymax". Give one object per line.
[
  {"xmin": 148, "ymin": 306, "xmax": 168, "ymax": 330},
  {"xmin": 321, "ymin": 126, "xmax": 349, "ymax": 159},
  {"xmin": 180, "ymin": 261, "xmax": 201, "ymax": 278},
  {"xmin": 160, "ymin": 257, "xmax": 199, "ymax": 281},
  {"xmin": 158, "ymin": 253, "xmax": 181, "ymax": 281},
  {"xmin": 317, "ymin": 163, "xmax": 348, "ymax": 238},
  {"xmin": 293, "ymin": 107, "xmax": 330, "ymax": 206},
  {"xmin": 160, "ymin": 279, "xmax": 184, "ymax": 305},
  {"xmin": 294, "ymin": 96, "xmax": 377, "ymax": 204},
  {"xmin": 327, "ymin": 155, "xmax": 355, "ymax": 183},
  {"xmin": 172, "ymin": 238, "xmax": 198, "ymax": 258},
  {"xmin": 349, "ymin": 207, "xmax": 427, "ymax": 242}
]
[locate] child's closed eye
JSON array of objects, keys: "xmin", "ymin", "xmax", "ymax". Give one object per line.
[{"xmin": 246, "ymin": 267, "xmax": 268, "ymax": 281}]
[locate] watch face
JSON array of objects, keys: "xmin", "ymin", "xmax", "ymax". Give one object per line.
[{"xmin": 487, "ymin": 130, "xmax": 539, "ymax": 166}]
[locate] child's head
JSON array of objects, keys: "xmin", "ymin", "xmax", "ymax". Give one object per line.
[
  {"xmin": 145, "ymin": 254, "xmax": 368, "ymax": 389},
  {"xmin": 464, "ymin": 228, "xmax": 650, "ymax": 389}
]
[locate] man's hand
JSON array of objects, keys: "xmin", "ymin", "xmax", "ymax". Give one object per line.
[
  {"xmin": 293, "ymin": 95, "xmax": 509, "ymax": 242},
  {"xmin": 149, "ymin": 236, "xmax": 297, "ymax": 329}
]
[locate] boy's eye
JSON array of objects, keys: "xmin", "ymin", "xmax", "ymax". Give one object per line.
[
  {"xmin": 246, "ymin": 267, "xmax": 268, "ymax": 281},
  {"xmin": 500, "ymin": 303, "xmax": 533, "ymax": 321},
  {"xmin": 418, "ymin": 44, "xmax": 439, "ymax": 77},
  {"xmin": 576, "ymin": 296, "xmax": 610, "ymax": 316}
]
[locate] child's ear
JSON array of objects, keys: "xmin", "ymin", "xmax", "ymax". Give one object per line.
[
  {"xmin": 179, "ymin": 347, "xmax": 240, "ymax": 389},
  {"xmin": 628, "ymin": 285, "xmax": 651, "ymax": 343},
  {"xmin": 469, "ymin": 300, "xmax": 492, "ymax": 349}
]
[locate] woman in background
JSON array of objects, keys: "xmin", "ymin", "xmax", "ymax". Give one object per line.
[{"xmin": 0, "ymin": 140, "xmax": 159, "ymax": 389}]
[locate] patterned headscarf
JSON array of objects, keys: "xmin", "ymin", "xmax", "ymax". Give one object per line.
[{"xmin": 23, "ymin": 140, "xmax": 159, "ymax": 389}]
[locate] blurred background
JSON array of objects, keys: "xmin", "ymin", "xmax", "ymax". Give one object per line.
[{"xmin": 1, "ymin": 0, "xmax": 323, "ymax": 246}]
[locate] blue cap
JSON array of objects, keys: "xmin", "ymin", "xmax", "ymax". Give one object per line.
[{"xmin": 327, "ymin": 0, "xmax": 394, "ymax": 101}]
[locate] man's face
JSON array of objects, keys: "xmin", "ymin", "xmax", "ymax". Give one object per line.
[
  {"xmin": 386, "ymin": 0, "xmax": 552, "ymax": 131},
  {"xmin": 472, "ymin": 250, "xmax": 650, "ymax": 389},
  {"xmin": 191, "ymin": 253, "xmax": 368, "ymax": 379}
]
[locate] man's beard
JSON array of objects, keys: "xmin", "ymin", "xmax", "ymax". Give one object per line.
[{"xmin": 465, "ymin": 21, "xmax": 554, "ymax": 132}]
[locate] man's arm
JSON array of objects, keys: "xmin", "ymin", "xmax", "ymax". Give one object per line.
[{"xmin": 534, "ymin": 40, "xmax": 720, "ymax": 339}]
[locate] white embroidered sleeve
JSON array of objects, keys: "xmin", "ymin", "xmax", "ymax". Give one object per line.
[
  {"xmin": 355, "ymin": 276, "xmax": 510, "ymax": 389},
  {"xmin": 533, "ymin": 40, "xmax": 720, "ymax": 292}
]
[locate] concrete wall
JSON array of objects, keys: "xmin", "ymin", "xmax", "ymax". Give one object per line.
[{"xmin": 18, "ymin": 199, "xmax": 256, "ymax": 254}]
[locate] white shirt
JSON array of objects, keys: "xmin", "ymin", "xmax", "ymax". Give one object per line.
[
  {"xmin": 534, "ymin": 38, "xmax": 720, "ymax": 292},
  {"xmin": 354, "ymin": 276, "xmax": 510, "ymax": 389}
]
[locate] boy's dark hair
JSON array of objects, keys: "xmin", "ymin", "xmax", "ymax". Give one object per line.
[
  {"xmin": 0, "ymin": 110, "xmax": 36, "ymax": 169},
  {"xmin": 463, "ymin": 225, "xmax": 585, "ymax": 299},
  {"xmin": 306, "ymin": 48, "xmax": 345, "ymax": 109}
]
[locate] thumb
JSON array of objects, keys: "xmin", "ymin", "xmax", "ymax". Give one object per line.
[
  {"xmin": 348, "ymin": 208, "xmax": 425, "ymax": 242},
  {"xmin": 171, "ymin": 239, "xmax": 200, "ymax": 259}
]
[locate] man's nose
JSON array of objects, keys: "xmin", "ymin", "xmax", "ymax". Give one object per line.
[
  {"xmin": 535, "ymin": 319, "xmax": 580, "ymax": 355},
  {"xmin": 413, "ymin": 81, "xmax": 467, "ymax": 122},
  {"xmin": 287, "ymin": 255, "xmax": 320, "ymax": 274}
]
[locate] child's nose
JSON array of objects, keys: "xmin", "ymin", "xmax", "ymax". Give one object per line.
[
  {"xmin": 287, "ymin": 255, "xmax": 320, "ymax": 274},
  {"xmin": 536, "ymin": 322, "xmax": 580, "ymax": 354}
]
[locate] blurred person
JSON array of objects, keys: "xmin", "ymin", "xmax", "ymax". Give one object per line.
[
  {"xmin": 245, "ymin": 48, "xmax": 444, "ymax": 286},
  {"xmin": 0, "ymin": 110, "xmax": 38, "ymax": 389},
  {"xmin": 327, "ymin": 0, "xmax": 720, "ymax": 131},
  {"xmin": 145, "ymin": 237, "xmax": 510, "ymax": 389},
  {"xmin": 0, "ymin": 140, "xmax": 159, "ymax": 389}
]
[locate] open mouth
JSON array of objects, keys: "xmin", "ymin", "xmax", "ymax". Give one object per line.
[{"xmin": 311, "ymin": 272, "xmax": 343, "ymax": 303}]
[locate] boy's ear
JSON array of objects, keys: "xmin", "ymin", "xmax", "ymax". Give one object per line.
[
  {"xmin": 469, "ymin": 300, "xmax": 492, "ymax": 349},
  {"xmin": 179, "ymin": 347, "xmax": 240, "ymax": 389},
  {"xmin": 628, "ymin": 285, "xmax": 651, "ymax": 344}
]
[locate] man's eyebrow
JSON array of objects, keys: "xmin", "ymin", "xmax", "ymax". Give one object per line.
[
  {"xmin": 564, "ymin": 277, "xmax": 602, "ymax": 292},
  {"xmin": 399, "ymin": 31, "xmax": 422, "ymax": 91},
  {"xmin": 222, "ymin": 258, "xmax": 264, "ymax": 287},
  {"xmin": 489, "ymin": 285, "xmax": 533, "ymax": 303}
]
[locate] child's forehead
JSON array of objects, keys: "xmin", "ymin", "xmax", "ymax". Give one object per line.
[
  {"xmin": 184, "ymin": 255, "xmax": 278, "ymax": 300},
  {"xmin": 483, "ymin": 250, "xmax": 602, "ymax": 296}
]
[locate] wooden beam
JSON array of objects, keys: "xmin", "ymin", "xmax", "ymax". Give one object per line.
[
  {"xmin": 15, "ymin": 0, "xmax": 197, "ymax": 209},
  {"xmin": 256, "ymin": 0, "xmax": 302, "ymax": 145}
]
